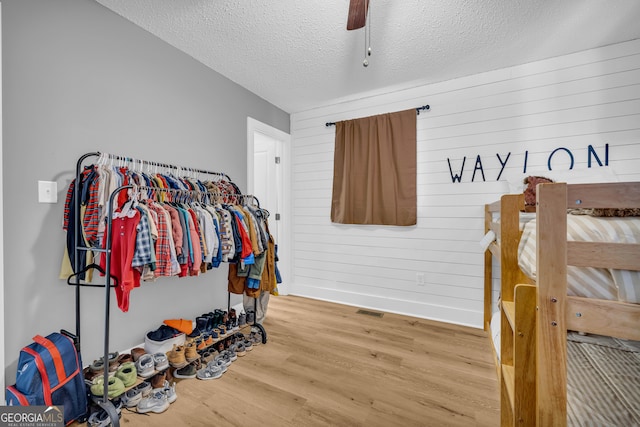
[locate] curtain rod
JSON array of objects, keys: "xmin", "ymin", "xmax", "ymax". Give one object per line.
[{"xmin": 325, "ymin": 104, "xmax": 430, "ymax": 127}]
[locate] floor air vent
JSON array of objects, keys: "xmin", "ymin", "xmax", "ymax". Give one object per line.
[{"xmin": 356, "ymin": 309, "xmax": 384, "ymax": 318}]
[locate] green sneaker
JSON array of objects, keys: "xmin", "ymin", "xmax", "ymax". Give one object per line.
[
  {"xmin": 90, "ymin": 375, "xmax": 125, "ymax": 398},
  {"xmin": 115, "ymin": 362, "xmax": 137, "ymax": 387}
]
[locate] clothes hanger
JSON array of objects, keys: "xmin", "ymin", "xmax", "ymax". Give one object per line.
[
  {"xmin": 66, "ymin": 263, "xmax": 119, "ymax": 288},
  {"xmin": 114, "ymin": 184, "xmax": 139, "ymax": 218}
]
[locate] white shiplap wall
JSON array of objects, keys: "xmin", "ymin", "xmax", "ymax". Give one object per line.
[{"xmin": 289, "ymin": 39, "xmax": 640, "ymax": 328}]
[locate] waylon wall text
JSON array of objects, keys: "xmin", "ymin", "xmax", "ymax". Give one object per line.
[{"xmin": 447, "ymin": 143, "xmax": 609, "ymax": 183}]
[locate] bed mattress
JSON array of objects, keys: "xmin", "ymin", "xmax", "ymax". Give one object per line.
[{"xmin": 518, "ymin": 214, "xmax": 640, "ymax": 303}]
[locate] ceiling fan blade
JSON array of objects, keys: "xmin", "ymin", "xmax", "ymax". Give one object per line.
[{"xmin": 347, "ymin": 0, "xmax": 369, "ymax": 30}]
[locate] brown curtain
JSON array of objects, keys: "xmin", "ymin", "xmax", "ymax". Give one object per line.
[{"xmin": 331, "ymin": 109, "xmax": 417, "ymax": 226}]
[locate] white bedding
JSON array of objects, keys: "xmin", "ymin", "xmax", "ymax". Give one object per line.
[
  {"xmin": 518, "ymin": 214, "xmax": 640, "ymax": 303},
  {"xmin": 490, "ymin": 310, "xmax": 500, "ymax": 359}
]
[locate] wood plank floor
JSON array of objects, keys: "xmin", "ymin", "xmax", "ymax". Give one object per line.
[{"xmin": 103, "ymin": 296, "xmax": 500, "ymax": 426}]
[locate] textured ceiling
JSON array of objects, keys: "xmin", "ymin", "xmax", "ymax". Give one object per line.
[{"xmin": 95, "ymin": 0, "xmax": 640, "ymax": 113}]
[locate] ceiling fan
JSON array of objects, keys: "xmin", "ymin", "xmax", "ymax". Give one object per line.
[{"xmin": 347, "ymin": 0, "xmax": 369, "ymax": 30}]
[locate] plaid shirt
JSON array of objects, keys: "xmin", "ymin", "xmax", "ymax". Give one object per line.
[
  {"xmin": 131, "ymin": 207, "xmax": 155, "ymax": 269},
  {"xmin": 63, "ymin": 167, "xmax": 93, "ymax": 231},
  {"xmin": 82, "ymin": 171, "xmax": 101, "ymax": 246},
  {"xmin": 148, "ymin": 202, "xmax": 174, "ymax": 277}
]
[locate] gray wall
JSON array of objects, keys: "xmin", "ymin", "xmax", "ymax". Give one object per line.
[{"xmin": 2, "ymin": 0, "xmax": 289, "ymax": 381}]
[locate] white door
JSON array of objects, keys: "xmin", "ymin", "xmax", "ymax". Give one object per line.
[
  {"xmin": 247, "ymin": 118, "xmax": 291, "ymax": 295},
  {"xmin": 253, "ymin": 133, "xmax": 279, "ymax": 242}
]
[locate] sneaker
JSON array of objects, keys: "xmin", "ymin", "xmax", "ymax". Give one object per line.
[
  {"xmin": 150, "ymin": 370, "xmax": 167, "ymax": 389},
  {"xmin": 90, "ymin": 352, "xmax": 120, "ymax": 372},
  {"xmin": 229, "ymin": 309, "xmax": 237, "ymax": 329},
  {"xmin": 83, "ymin": 366, "xmax": 101, "ymax": 383},
  {"xmin": 196, "ymin": 364, "xmax": 223, "ymax": 380},
  {"xmin": 166, "ymin": 344, "xmax": 188, "ymax": 368},
  {"xmin": 221, "ymin": 349, "xmax": 237, "ymax": 362},
  {"xmin": 131, "ymin": 380, "xmax": 152, "ymax": 397},
  {"xmin": 89, "ymin": 395, "xmax": 123, "ymax": 414},
  {"xmin": 204, "ymin": 334, "xmax": 214, "ymax": 348},
  {"xmin": 116, "ymin": 353, "xmax": 134, "ymax": 365},
  {"xmin": 243, "ymin": 338, "xmax": 253, "ymax": 351},
  {"xmin": 135, "ymin": 354, "xmax": 155, "ymax": 378},
  {"xmin": 196, "ymin": 338, "xmax": 207, "ymax": 352},
  {"xmin": 120, "ymin": 387, "xmax": 143, "ymax": 408},
  {"xmin": 158, "ymin": 380, "xmax": 177, "ymax": 404},
  {"xmin": 137, "ymin": 390, "xmax": 170, "ymax": 414},
  {"xmin": 214, "ymin": 353, "xmax": 232, "ymax": 368},
  {"xmin": 115, "ymin": 362, "xmax": 137, "ymax": 387},
  {"xmin": 208, "ymin": 358, "xmax": 227, "ymax": 374},
  {"xmin": 233, "ymin": 342, "xmax": 247, "ymax": 357},
  {"xmin": 131, "ymin": 347, "xmax": 146, "ymax": 362},
  {"xmin": 90, "ymin": 375, "xmax": 125, "ymax": 398},
  {"xmin": 250, "ymin": 331, "xmax": 263, "ymax": 345},
  {"xmin": 245, "ymin": 310, "xmax": 255, "ymax": 324},
  {"xmin": 200, "ymin": 349, "xmax": 216, "ymax": 364},
  {"xmin": 238, "ymin": 313, "xmax": 247, "ymax": 327},
  {"xmin": 146, "ymin": 325, "xmax": 181, "ymax": 342},
  {"xmin": 87, "ymin": 408, "xmax": 119, "ymax": 427},
  {"xmin": 173, "ymin": 362, "xmax": 197, "ymax": 379},
  {"xmin": 153, "ymin": 352, "xmax": 169, "ymax": 371},
  {"xmin": 112, "ymin": 397, "xmax": 124, "ymax": 415},
  {"xmin": 187, "ymin": 327, "xmax": 202, "ymax": 342}
]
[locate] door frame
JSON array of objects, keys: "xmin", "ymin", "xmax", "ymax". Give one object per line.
[{"xmin": 246, "ymin": 117, "xmax": 291, "ymax": 295}]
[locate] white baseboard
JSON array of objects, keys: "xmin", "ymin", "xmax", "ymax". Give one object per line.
[{"xmin": 289, "ymin": 284, "xmax": 483, "ymax": 329}]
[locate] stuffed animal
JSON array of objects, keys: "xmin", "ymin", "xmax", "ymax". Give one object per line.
[{"xmin": 523, "ymin": 176, "xmax": 554, "ymax": 207}]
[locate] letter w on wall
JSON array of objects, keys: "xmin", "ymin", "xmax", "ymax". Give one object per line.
[{"xmin": 331, "ymin": 109, "xmax": 417, "ymax": 226}]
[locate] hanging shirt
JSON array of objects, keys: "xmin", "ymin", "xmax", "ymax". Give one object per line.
[
  {"xmin": 99, "ymin": 209, "xmax": 141, "ymax": 312},
  {"xmin": 148, "ymin": 202, "xmax": 174, "ymax": 277}
]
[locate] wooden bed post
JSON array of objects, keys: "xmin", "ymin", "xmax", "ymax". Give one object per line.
[
  {"xmin": 536, "ymin": 183, "xmax": 567, "ymax": 426},
  {"xmin": 484, "ymin": 203, "xmax": 492, "ymax": 331},
  {"xmin": 500, "ymin": 194, "xmax": 527, "ymax": 303}
]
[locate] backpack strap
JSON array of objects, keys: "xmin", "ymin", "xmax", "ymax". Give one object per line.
[
  {"xmin": 22, "ymin": 347, "xmax": 53, "ymax": 406},
  {"xmin": 6, "ymin": 385, "xmax": 30, "ymax": 405},
  {"xmin": 32, "ymin": 335, "xmax": 66, "ymax": 385}
]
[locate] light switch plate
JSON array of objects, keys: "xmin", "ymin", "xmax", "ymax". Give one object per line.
[{"xmin": 38, "ymin": 181, "xmax": 58, "ymax": 203}]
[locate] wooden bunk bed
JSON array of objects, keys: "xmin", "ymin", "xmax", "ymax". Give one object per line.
[{"xmin": 484, "ymin": 181, "xmax": 640, "ymax": 426}]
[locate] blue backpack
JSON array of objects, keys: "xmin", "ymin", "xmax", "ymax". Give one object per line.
[{"xmin": 6, "ymin": 332, "xmax": 88, "ymax": 425}]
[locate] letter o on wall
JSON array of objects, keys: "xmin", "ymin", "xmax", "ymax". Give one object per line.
[{"xmin": 547, "ymin": 147, "xmax": 575, "ymax": 170}]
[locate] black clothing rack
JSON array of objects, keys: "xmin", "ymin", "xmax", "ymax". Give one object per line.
[
  {"xmin": 100, "ymin": 153, "xmax": 233, "ymax": 182},
  {"xmin": 67, "ymin": 151, "xmax": 266, "ymax": 426},
  {"xmin": 324, "ymin": 104, "xmax": 430, "ymax": 127}
]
